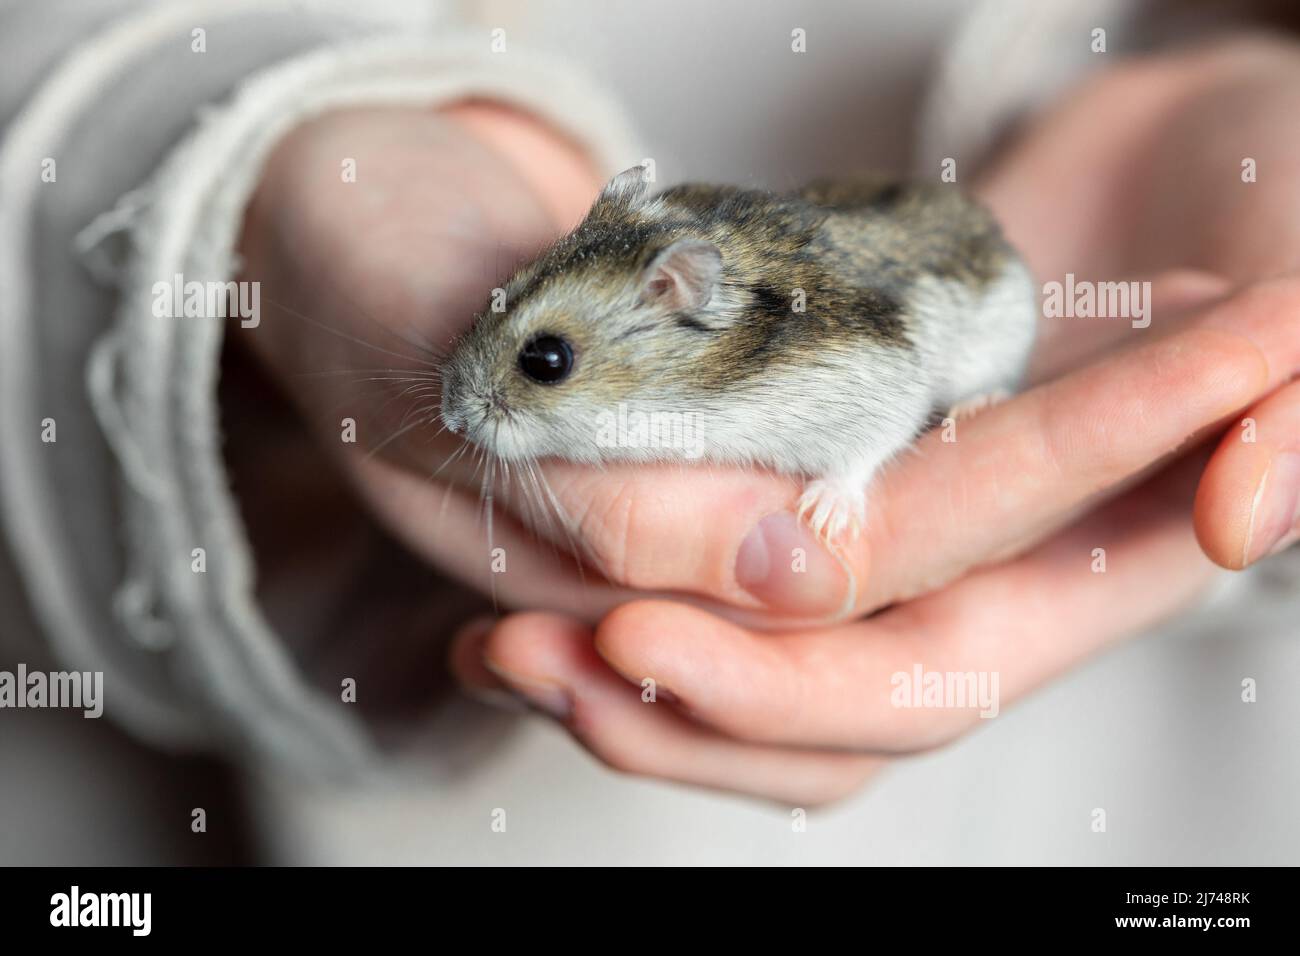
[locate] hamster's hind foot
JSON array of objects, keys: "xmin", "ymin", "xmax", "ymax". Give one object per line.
[{"xmin": 797, "ymin": 475, "xmax": 868, "ymax": 545}]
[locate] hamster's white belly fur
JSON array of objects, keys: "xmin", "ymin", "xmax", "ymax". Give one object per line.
[{"xmin": 632, "ymin": 264, "xmax": 1039, "ymax": 542}]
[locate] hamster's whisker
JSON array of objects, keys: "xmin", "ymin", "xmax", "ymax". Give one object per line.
[
  {"xmin": 516, "ymin": 459, "xmax": 560, "ymax": 574},
  {"xmin": 482, "ymin": 430, "xmax": 500, "ymax": 613},
  {"xmin": 364, "ymin": 381, "xmax": 445, "ymax": 432},
  {"xmin": 305, "ymin": 370, "xmax": 441, "ymax": 423},
  {"xmin": 262, "ymin": 295, "xmax": 442, "ymax": 370},
  {"xmin": 431, "ymin": 441, "xmax": 476, "ymax": 534},
  {"xmin": 362, "ymin": 413, "xmax": 435, "ymax": 463},
  {"xmin": 428, "ymin": 439, "xmax": 470, "ymax": 484},
  {"xmin": 294, "ymin": 368, "xmax": 442, "ymax": 382},
  {"xmin": 423, "ymin": 417, "xmax": 450, "ymax": 442},
  {"xmin": 316, "ymin": 275, "xmax": 448, "ymax": 365},
  {"xmin": 367, "ymin": 387, "xmax": 440, "ymax": 424},
  {"xmin": 517, "ymin": 458, "xmax": 550, "ymax": 542},
  {"xmin": 434, "ymin": 441, "xmax": 486, "ymax": 531},
  {"xmin": 527, "ymin": 458, "xmax": 589, "ymax": 588}
]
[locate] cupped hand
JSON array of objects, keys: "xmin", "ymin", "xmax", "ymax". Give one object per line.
[
  {"xmin": 975, "ymin": 33, "xmax": 1300, "ymax": 569},
  {"xmin": 437, "ymin": 35, "xmax": 1300, "ymax": 803},
  {"xmin": 447, "ymin": 276, "xmax": 1300, "ymax": 803},
  {"xmin": 238, "ymin": 88, "xmax": 1300, "ymax": 804},
  {"xmin": 238, "ymin": 80, "xmax": 1300, "ymax": 630}
]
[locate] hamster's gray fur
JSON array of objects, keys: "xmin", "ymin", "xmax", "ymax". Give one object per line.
[{"xmin": 442, "ymin": 166, "xmax": 1037, "ymax": 541}]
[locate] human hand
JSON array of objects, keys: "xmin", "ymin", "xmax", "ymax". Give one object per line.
[
  {"xmin": 439, "ymin": 39, "xmax": 1300, "ymax": 801},
  {"xmin": 975, "ymin": 33, "xmax": 1300, "ymax": 569},
  {"xmin": 448, "ymin": 277, "xmax": 1300, "ymax": 803},
  {"xmin": 237, "ymin": 94, "xmax": 1300, "ymax": 806}
]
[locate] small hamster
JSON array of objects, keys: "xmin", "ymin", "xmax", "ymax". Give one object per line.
[{"xmin": 441, "ymin": 165, "xmax": 1037, "ymax": 541}]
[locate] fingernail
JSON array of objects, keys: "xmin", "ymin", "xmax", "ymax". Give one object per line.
[
  {"xmin": 1246, "ymin": 451, "xmax": 1300, "ymax": 564},
  {"xmin": 735, "ymin": 512, "xmax": 852, "ymax": 617},
  {"xmin": 461, "ymin": 684, "xmax": 530, "ymax": 713},
  {"xmin": 454, "ymin": 616, "xmax": 496, "ymax": 647},
  {"xmin": 482, "ymin": 660, "xmax": 573, "ymax": 720}
]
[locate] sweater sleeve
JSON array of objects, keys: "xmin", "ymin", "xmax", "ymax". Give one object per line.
[{"xmin": 0, "ymin": 0, "xmax": 640, "ymax": 779}]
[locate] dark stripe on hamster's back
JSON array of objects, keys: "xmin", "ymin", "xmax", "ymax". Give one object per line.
[
  {"xmin": 848, "ymin": 286, "xmax": 907, "ymax": 338},
  {"xmin": 675, "ymin": 314, "xmax": 715, "ymax": 332},
  {"xmin": 798, "ymin": 175, "xmax": 908, "ymax": 212},
  {"xmin": 747, "ymin": 282, "xmax": 790, "ymax": 319},
  {"xmin": 511, "ymin": 217, "xmax": 673, "ymax": 303}
]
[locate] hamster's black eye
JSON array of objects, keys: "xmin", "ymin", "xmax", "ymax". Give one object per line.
[{"xmin": 518, "ymin": 334, "xmax": 574, "ymax": 384}]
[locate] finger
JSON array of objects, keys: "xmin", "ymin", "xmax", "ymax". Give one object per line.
[
  {"xmin": 341, "ymin": 453, "xmax": 648, "ymax": 619},
  {"xmin": 1027, "ymin": 268, "xmax": 1231, "ymax": 383},
  {"xmin": 345, "ymin": 441, "xmax": 816, "ymax": 627},
  {"xmin": 1195, "ymin": 378, "xmax": 1300, "ymax": 568},
  {"xmin": 592, "ymin": 451, "xmax": 1217, "ymax": 753},
  {"xmin": 453, "ymin": 612, "xmax": 883, "ymax": 805},
  {"xmin": 447, "ymin": 617, "xmax": 532, "ymax": 714},
  {"xmin": 498, "ymin": 277, "xmax": 1299, "ymax": 624},
  {"xmin": 849, "ymin": 289, "xmax": 1265, "ymax": 612}
]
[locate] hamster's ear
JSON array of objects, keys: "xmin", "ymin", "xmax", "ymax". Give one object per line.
[
  {"xmin": 594, "ymin": 164, "xmax": 651, "ymax": 211},
  {"xmin": 640, "ymin": 239, "xmax": 722, "ymax": 311}
]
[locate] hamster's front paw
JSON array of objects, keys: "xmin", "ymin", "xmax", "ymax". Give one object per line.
[{"xmin": 797, "ymin": 476, "xmax": 867, "ymax": 544}]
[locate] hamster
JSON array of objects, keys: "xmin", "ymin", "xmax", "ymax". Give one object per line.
[{"xmin": 440, "ymin": 165, "xmax": 1037, "ymax": 542}]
